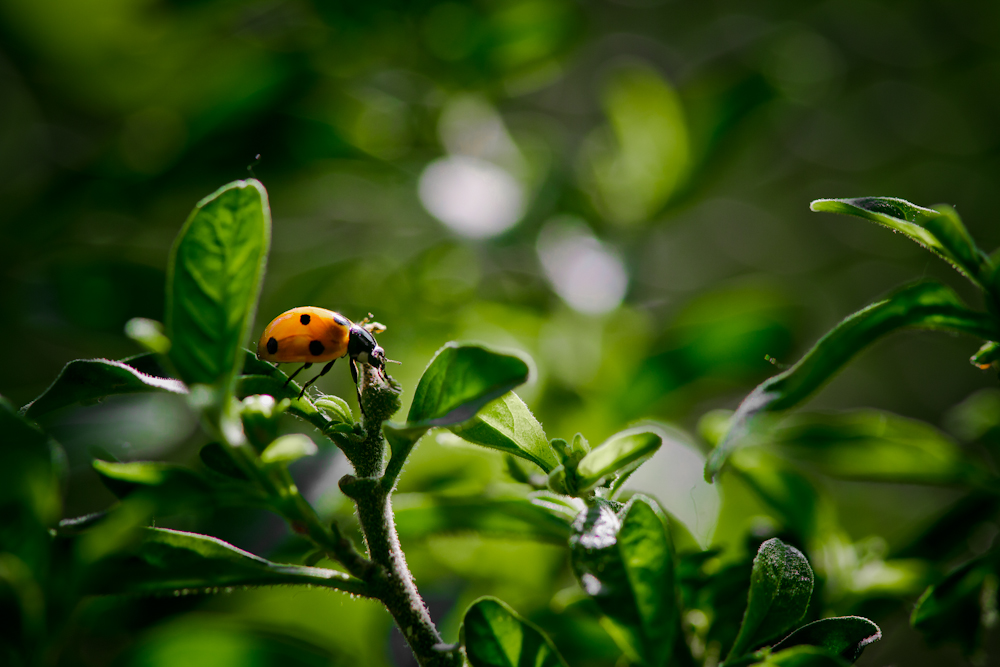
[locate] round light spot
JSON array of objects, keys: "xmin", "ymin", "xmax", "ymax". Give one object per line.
[
  {"xmin": 418, "ymin": 156, "xmax": 524, "ymax": 238},
  {"xmin": 537, "ymin": 216, "xmax": 629, "ymax": 315}
]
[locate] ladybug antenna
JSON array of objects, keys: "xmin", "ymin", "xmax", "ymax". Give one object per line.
[{"xmin": 385, "ymin": 358, "xmax": 402, "ymax": 365}]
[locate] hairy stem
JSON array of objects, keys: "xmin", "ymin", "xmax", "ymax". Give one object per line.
[{"xmin": 338, "ymin": 368, "xmax": 462, "ymax": 667}]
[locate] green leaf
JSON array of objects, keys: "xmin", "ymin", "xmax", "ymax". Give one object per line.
[
  {"xmin": 771, "ymin": 616, "xmax": 881, "ymax": 663},
  {"xmin": 392, "ymin": 493, "xmax": 571, "ymax": 543},
  {"xmin": 462, "ymin": 596, "xmax": 568, "ymax": 667},
  {"xmin": 576, "ymin": 427, "xmax": 663, "ymax": 491},
  {"xmin": 314, "ymin": 395, "xmax": 355, "ymax": 425},
  {"xmin": 84, "ymin": 527, "xmax": 366, "ymax": 596},
  {"xmin": 406, "ymin": 342, "xmax": 530, "ymax": 427},
  {"xmin": 705, "ymin": 281, "xmax": 997, "ymax": 481},
  {"xmin": 166, "ymin": 179, "xmax": 270, "ymax": 392},
  {"xmin": 449, "ymin": 391, "xmax": 558, "ymax": 473},
  {"xmin": 124, "ymin": 317, "xmax": 171, "ymax": 355},
  {"xmin": 728, "ymin": 538, "xmax": 815, "ymax": 659},
  {"xmin": 570, "ymin": 496, "xmax": 677, "ymax": 666},
  {"xmin": 0, "ymin": 397, "xmax": 62, "ymax": 575},
  {"xmin": 971, "ymin": 341, "xmax": 1000, "ymax": 369},
  {"xmin": 730, "ymin": 449, "xmax": 821, "ymax": 541},
  {"xmin": 93, "ymin": 460, "xmax": 261, "ymax": 513},
  {"xmin": 769, "ymin": 410, "xmax": 986, "ymax": 486},
  {"xmin": 911, "ymin": 557, "xmax": 997, "ymax": 654},
  {"xmin": 811, "ymin": 197, "xmax": 989, "ymax": 287},
  {"xmin": 259, "ymin": 434, "xmax": 318, "ymax": 464},
  {"xmin": 748, "ymin": 645, "xmax": 851, "ymax": 666},
  {"xmin": 21, "ymin": 357, "xmax": 187, "ymax": 419}
]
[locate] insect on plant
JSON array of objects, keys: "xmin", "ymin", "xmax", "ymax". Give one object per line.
[{"xmin": 256, "ymin": 306, "xmax": 398, "ymax": 400}]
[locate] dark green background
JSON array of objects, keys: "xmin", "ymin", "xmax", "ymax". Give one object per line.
[{"xmin": 2, "ymin": 1, "xmax": 998, "ymax": 665}]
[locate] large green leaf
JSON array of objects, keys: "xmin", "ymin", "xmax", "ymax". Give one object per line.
[
  {"xmin": 728, "ymin": 538, "xmax": 814, "ymax": 660},
  {"xmin": 575, "ymin": 428, "xmax": 663, "ymax": 491},
  {"xmin": 811, "ymin": 197, "xmax": 990, "ymax": 287},
  {"xmin": 570, "ymin": 496, "xmax": 677, "ymax": 666},
  {"xmin": 769, "ymin": 410, "xmax": 986, "ymax": 486},
  {"xmin": 705, "ymin": 281, "xmax": 997, "ymax": 481},
  {"xmin": 21, "ymin": 357, "xmax": 187, "ymax": 419},
  {"xmin": 449, "ymin": 391, "xmax": 558, "ymax": 473},
  {"xmin": 406, "ymin": 343, "xmax": 530, "ymax": 426},
  {"xmin": 462, "ymin": 596, "xmax": 568, "ymax": 667},
  {"xmin": 84, "ymin": 527, "xmax": 365, "ymax": 596},
  {"xmin": 166, "ymin": 179, "xmax": 270, "ymax": 392},
  {"xmin": 382, "ymin": 343, "xmax": 533, "ymax": 485},
  {"xmin": 392, "ymin": 493, "xmax": 571, "ymax": 543},
  {"xmin": 770, "ymin": 616, "xmax": 881, "ymax": 663}
]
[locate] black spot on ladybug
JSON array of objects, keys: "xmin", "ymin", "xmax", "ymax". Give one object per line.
[
  {"xmin": 309, "ymin": 340, "xmax": 325, "ymax": 356},
  {"xmin": 300, "ymin": 313, "xmax": 311, "ymax": 325},
  {"xmin": 333, "ymin": 312, "xmax": 350, "ymax": 327},
  {"xmin": 267, "ymin": 337, "xmax": 278, "ymax": 354}
]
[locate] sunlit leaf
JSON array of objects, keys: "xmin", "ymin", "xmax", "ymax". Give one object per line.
[
  {"xmin": 21, "ymin": 357, "xmax": 186, "ymax": 419},
  {"xmin": 811, "ymin": 197, "xmax": 990, "ymax": 287},
  {"xmin": 260, "ymin": 434, "xmax": 318, "ymax": 464},
  {"xmin": 84, "ymin": 527, "xmax": 366, "ymax": 596},
  {"xmin": 393, "ymin": 493, "xmax": 571, "ymax": 543},
  {"xmin": 580, "ymin": 63, "xmax": 689, "ymax": 225},
  {"xmin": 728, "ymin": 538, "xmax": 814, "ymax": 659},
  {"xmin": 771, "ymin": 616, "xmax": 881, "ymax": 663},
  {"xmin": 570, "ymin": 495, "xmax": 677, "ymax": 666},
  {"xmin": 450, "ymin": 391, "xmax": 558, "ymax": 472},
  {"xmin": 124, "ymin": 317, "xmax": 171, "ymax": 355},
  {"xmin": 462, "ymin": 596, "xmax": 568, "ymax": 667},
  {"xmin": 407, "ymin": 342, "xmax": 530, "ymax": 426},
  {"xmin": 576, "ymin": 427, "xmax": 662, "ymax": 491},
  {"xmin": 706, "ymin": 281, "xmax": 997, "ymax": 481},
  {"xmin": 166, "ymin": 179, "xmax": 270, "ymax": 392}
]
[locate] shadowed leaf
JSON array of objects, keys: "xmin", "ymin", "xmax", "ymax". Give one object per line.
[
  {"xmin": 462, "ymin": 596, "xmax": 568, "ymax": 667},
  {"xmin": 570, "ymin": 495, "xmax": 677, "ymax": 666},
  {"xmin": 85, "ymin": 527, "xmax": 366, "ymax": 596},
  {"xmin": 21, "ymin": 357, "xmax": 186, "ymax": 419},
  {"xmin": 706, "ymin": 281, "xmax": 997, "ymax": 481},
  {"xmin": 393, "ymin": 493, "xmax": 571, "ymax": 543},
  {"xmin": 771, "ymin": 616, "xmax": 881, "ymax": 663}
]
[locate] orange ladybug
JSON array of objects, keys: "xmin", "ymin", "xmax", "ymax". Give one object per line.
[{"xmin": 256, "ymin": 307, "xmax": 392, "ymax": 399}]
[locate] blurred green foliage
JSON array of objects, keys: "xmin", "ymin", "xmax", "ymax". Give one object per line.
[{"xmin": 4, "ymin": 0, "xmax": 1000, "ymax": 665}]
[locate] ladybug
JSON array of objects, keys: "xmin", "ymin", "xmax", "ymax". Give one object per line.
[{"xmin": 256, "ymin": 307, "xmax": 396, "ymax": 400}]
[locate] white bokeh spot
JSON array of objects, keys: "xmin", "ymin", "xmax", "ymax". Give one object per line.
[
  {"xmin": 418, "ymin": 156, "xmax": 525, "ymax": 239},
  {"xmin": 537, "ymin": 216, "xmax": 629, "ymax": 314}
]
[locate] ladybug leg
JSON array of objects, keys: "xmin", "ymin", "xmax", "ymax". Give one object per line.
[
  {"xmin": 298, "ymin": 359, "xmax": 336, "ymax": 399},
  {"xmin": 350, "ymin": 358, "xmax": 365, "ymax": 416},
  {"xmin": 283, "ymin": 362, "xmax": 313, "ymax": 388}
]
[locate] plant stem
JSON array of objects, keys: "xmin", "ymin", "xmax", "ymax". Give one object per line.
[{"xmin": 338, "ymin": 369, "xmax": 462, "ymax": 667}]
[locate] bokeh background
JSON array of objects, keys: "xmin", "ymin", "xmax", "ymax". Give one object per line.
[{"xmin": 3, "ymin": 1, "xmax": 1000, "ymax": 665}]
